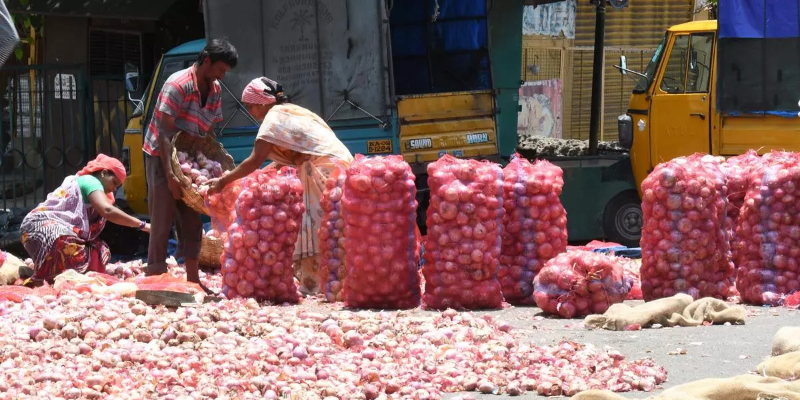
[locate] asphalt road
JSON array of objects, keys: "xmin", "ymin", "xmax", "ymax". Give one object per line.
[{"xmin": 420, "ymin": 301, "xmax": 795, "ymax": 399}]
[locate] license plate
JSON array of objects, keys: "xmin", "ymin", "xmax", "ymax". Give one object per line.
[
  {"xmin": 466, "ymin": 132, "xmax": 489, "ymax": 144},
  {"xmin": 367, "ymin": 140, "xmax": 393, "ymax": 154}
]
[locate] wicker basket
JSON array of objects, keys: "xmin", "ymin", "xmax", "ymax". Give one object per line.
[
  {"xmin": 170, "ymin": 131, "xmax": 235, "ymax": 215},
  {"xmin": 199, "ymin": 235, "xmax": 224, "ymax": 269}
]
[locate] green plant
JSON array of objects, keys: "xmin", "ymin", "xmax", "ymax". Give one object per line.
[{"xmin": 10, "ymin": 0, "xmax": 44, "ymax": 63}]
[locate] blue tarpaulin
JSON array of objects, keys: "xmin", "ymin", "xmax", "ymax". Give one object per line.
[
  {"xmin": 390, "ymin": 0, "xmax": 491, "ymax": 95},
  {"xmin": 719, "ymin": 0, "xmax": 800, "ymax": 39},
  {"xmin": 717, "ymin": 0, "xmax": 800, "ymax": 114}
]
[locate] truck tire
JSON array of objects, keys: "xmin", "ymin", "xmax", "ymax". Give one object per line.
[{"xmin": 603, "ymin": 190, "xmax": 643, "ymax": 248}]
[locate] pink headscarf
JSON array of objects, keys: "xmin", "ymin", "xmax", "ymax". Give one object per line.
[
  {"xmin": 77, "ymin": 153, "xmax": 126, "ymax": 202},
  {"xmin": 241, "ymin": 77, "xmax": 280, "ymax": 106}
]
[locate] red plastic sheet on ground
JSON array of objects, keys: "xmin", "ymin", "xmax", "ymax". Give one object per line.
[
  {"xmin": 0, "ymin": 285, "xmax": 33, "ymax": 302},
  {"xmin": 126, "ymin": 274, "xmax": 205, "ymax": 294}
]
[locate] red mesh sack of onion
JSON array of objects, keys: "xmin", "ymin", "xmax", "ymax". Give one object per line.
[
  {"xmin": 220, "ymin": 167, "xmax": 304, "ymax": 303},
  {"xmin": 205, "ymin": 176, "xmax": 244, "ymax": 233},
  {"xmin": 499, "ymin": 155, "xmax": 568, "ymax": 305},
  {"xmin": 640, "ymin": 154, "xmax": 734, "ymax": 301},
  {"xmin": 423, "ymin": 155, "xmax": 505, "ymax": 310},
  {"xmin": 719, "ymin": 150, "xmax": 764, "ymax": 260},
  {"xmin": 342, "ymin": 155, "xmax": 421, "ymax": 309},
  {"xmin": 533, "ymin": 250, "xmax": 631, "ymax": 318},
  {"xmin": 735, "ymin": 151, "xmax": 800, "ymax": 305},
  {"xmin": 318, "ymin": 164, "xmax": 347, "ymax": 302},
  {"xmin": 720, "ymin": 150, "xmax": 762, "ymax": 222}
]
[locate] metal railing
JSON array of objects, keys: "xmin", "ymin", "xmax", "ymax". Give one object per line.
[
  {"xmin": 0, "ymin": 65, "xmax": 89, "ymax": 210},
  {"xmin": 0, "ymin": 65, "xmax": 135, "ymax": 211}
]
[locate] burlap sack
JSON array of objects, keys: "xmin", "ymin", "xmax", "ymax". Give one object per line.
[
  {"xmin": 584, "ymin": 294, "xmax": 746, "ymax": 331},
  {"xmin": 772, "ymin": 327, "xmax": 800, "ymax": 356},
  {"xmin": 574, "ymin": 375, "xmax": 800, "ymax": 400},
  {"xmin": 757, "ymin": 351, "xmax": 800, "ymax": 380},
  {"xmin": 0, "ymin": 252, "xmax": 25, "ymax": 285}
]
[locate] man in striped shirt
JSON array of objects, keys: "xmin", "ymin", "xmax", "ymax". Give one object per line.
[{"xmin": 144, "ymin": 39, "xmax": 237, "ymax": 290}]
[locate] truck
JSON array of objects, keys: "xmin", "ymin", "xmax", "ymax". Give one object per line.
[
  {"xmin": 120, "ymin": 0, "xmax": 526, "ymax": 234},
  {"xmin": 119, "ymin": 0, "xmax": 649, "ymax": 247},
  {"xmin": 617, "ymin": 3, "xmax": 800, "ymax": 194}
]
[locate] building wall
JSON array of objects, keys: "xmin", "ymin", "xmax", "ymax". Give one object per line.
[
  {"xmin": 521, "ymin": 0, "xmax": 694, "ymax": 141},
  {"xmin": 43, "ymin": 16, "xmax": 89, "ymax": 65}
]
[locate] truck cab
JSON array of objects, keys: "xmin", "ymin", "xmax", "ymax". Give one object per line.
[{"xmin": 619, "ymin": 20, "xmax": 800, "ymax": 192}]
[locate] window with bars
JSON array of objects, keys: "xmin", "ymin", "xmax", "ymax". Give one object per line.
[{"xmin": 89, "ymin": 30, "xmax": 142, "ymax": 77}]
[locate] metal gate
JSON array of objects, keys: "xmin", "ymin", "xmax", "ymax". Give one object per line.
[{"xmin": 0, "ymin": 64, "xmax": 91, "ymax": 210}]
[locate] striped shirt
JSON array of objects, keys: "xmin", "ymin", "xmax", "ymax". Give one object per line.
[
  {"xmin": 143, "ymin": 65, "xmax": 223, "ymax": 156},
  {"xmin": 0, "ymin": 1, "xmax": 19, "ymax": 67}
]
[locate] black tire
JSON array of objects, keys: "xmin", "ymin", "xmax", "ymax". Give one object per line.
[{"xmin": 603, "ymin": 190, "xmax": 643, "ymax": 248}]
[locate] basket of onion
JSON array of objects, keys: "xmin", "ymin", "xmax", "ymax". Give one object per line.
[
  {"xmin": 170, "ymin": 131, "xmax": 235, "ymax": 215},
  {"xmin": 199, "ymin": 229, "xmax": 224, "ymax": 269}
]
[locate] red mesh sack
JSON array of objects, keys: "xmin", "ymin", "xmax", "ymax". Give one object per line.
[
  {"xmin": 205, "ymin": 172, "xmax": 245, "ymax": 234},
  {"xmin": 499, "ymin": 155, "xmax": 567, "ymax": 304},
  {"xmin": 640, "ymin": 154, "xmax": 734, "ymax": 301},
  {"xmin": 220, "ymin": 167, "xmax": 304, "ymax": 303},
  {"xmin": 342, "ymin": 155, "xmax": 421, "ymax": 309},
  {"xmin": 318, "ymin": 163, "xmax": 347, "ymax": 302},
  {"xmin": 533, "ymin": 250, "xmax": 631, "ymax": 318},
  {"xmin": 127, "ymin": 274, "xmax": 205, "ymax": 294},
  {"xmin": 735, "ymin": 151, "xmax": 800, "ymax": 305},
  {"xmin": 422, "ymin": 155, "xmax": 504, "ymax": 310},
  {"xmin": 720, "ymin": 150, "xmax": 764, "ymax": 260},
  {"xmin": 622, "ymin": 258, "xmax": 643, "ymax": 300},
  {"xmin": 720, "ymin": 150, "xmax": 763, "ymax": 221}
]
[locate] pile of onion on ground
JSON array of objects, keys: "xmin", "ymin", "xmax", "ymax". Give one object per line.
[{"xmin": 0, "ymin": 261, "xmax": 667, "ymax": 400}]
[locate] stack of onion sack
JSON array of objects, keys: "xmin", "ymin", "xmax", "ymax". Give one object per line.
[
  {"xmin": 499, "ymin": 155, "xmax": 567, "ymax": 305},
  {"xmin": 220, "ymin": 167, "xmax": 304, "ymax": 303},
  {"xmin": 318, "ymin": 164, "xmax": 347, "ymax": 302},
  {"xmin": 533, "ymin": 250, "xmax": 631, "ymax": 318},
  {"xmin": 423, "ymin": 155, "xmax": 504, "ymax": 310},
  {"xmin": 342, "ymin": 155, "xmax": 421, "ymax": 309},
  {"xmin": 735, "ymin": 151, "xmax": 800, "ymax": 305},
  {"xmin": 640, "ymin": 154, "xmax": 734, "ymax": 301}
]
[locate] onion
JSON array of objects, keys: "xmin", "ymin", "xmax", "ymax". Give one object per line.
[
  {"xmin": 220, "ymin": 167, "xmax": 303, "ymax": 303},
  {"xmin": 500, "ymin": 156, "xmax": 567, "ymax": 304},
  {"xmin": 319, "ymin": 165, "xmax": 347, "ymax": 302},
  {"xmin": 534, "ymin": 251, "xmax": 631, "ymax": 318},
  {"xmin": 735, "ymin": 151, "xmax": 800, "ymax": 305},
  {"xmin": 342, "ymin": 155, "xmax": 421, "ymax": 309},
  {"xmin": 423, "ymin": 155, "xmax": 504, "ymax": 310},
  {"xmin": 640, "ymin": 155, "xmax": 734, "ymax": 301}
]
